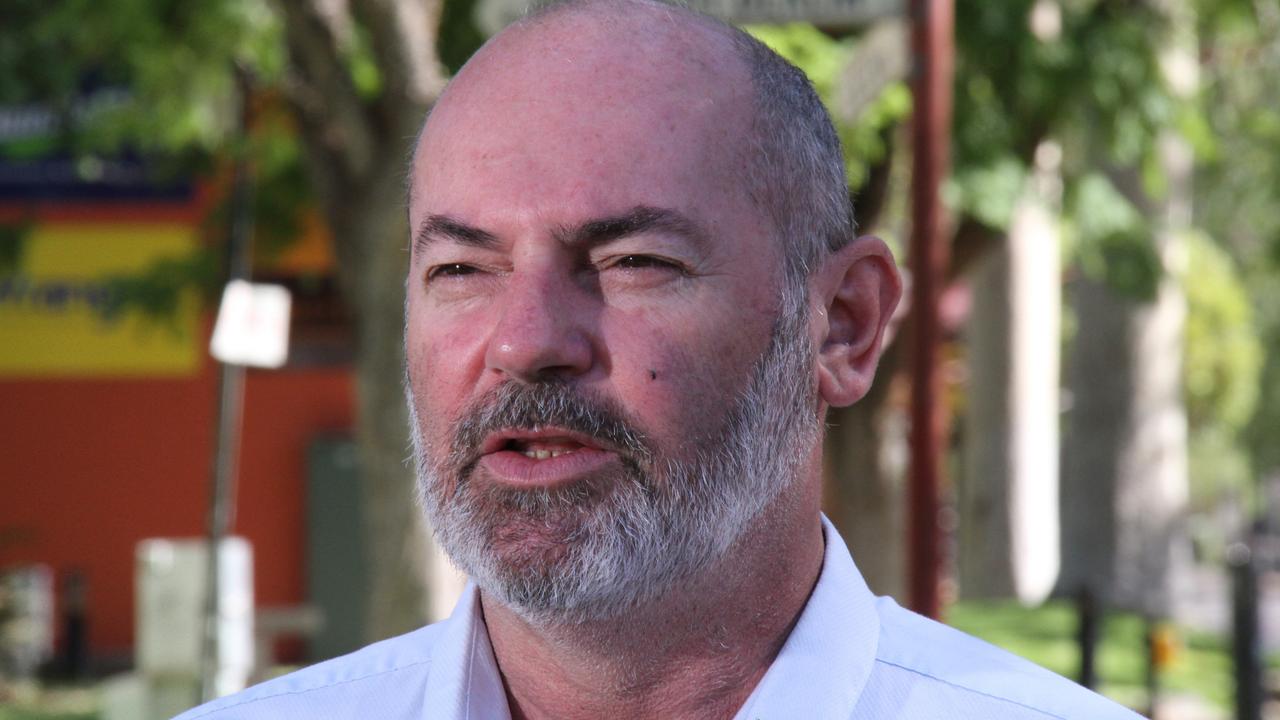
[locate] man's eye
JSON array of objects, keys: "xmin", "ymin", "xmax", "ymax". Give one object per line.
[
  {"xmin": 611, "ymin": 255, "xmax": 680, "ymax": 271},
  {"xmin": 427, "ymin": 263, "xmax": 478, "ymax": 280}
]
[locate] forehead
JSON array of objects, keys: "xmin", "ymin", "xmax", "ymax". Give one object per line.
[{"xmin": 410, "ymin": 10, "xmax": 761, "ymax": 232}]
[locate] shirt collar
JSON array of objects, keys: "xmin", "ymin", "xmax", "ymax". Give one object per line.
[
  {"xmin": 428, "ymin": 514, "xmax": 879, "ymax": 720},
  {"xmin": 733, "ymin": 514, "xmax": 881, "ymax": 719},
  {"xmin": 422, "ymin": 582, "xmax": 511, "ymax": 720}
]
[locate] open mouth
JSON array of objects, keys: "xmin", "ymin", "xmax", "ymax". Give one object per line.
[
  {"xmin": 501, "ymin": 437, "xmax": 587, "ymax": 460},
  {"xmin": 474, "ymin": 427, "xmax": 623, "ymax": 488},
  {"xmin": 480, "ymin": 427, "xmax": 607, "ymax": 460}
]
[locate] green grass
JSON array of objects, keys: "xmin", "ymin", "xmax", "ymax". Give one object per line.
[
  {"xmin": 948, "ymin": 599, "xmax": 1237, "ymax": 711},
  {"xmin": 0, "ymin": 684, "xmax": 100, "ymax": 720},
  {"xmin": 0, "ymin": 710, "xmax": 97, "ymax": 720}
]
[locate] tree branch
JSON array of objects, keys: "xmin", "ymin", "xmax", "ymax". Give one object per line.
[
  {"xmin": 277, "ymin": 0, "xmax": 379, "ymax": 185},
  {"xmin": 353, "ymin": 0, "xmax": 447, "ymax": 135}
]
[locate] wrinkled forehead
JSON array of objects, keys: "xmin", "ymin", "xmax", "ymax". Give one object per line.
[{"xmin": 410, "ymin": 7, "xmax": 758, "ymax": 212}]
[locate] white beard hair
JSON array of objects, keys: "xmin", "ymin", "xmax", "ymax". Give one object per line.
[{"xmin": 406, "ymin": 281, "xmax": 820, "ymax": 625}]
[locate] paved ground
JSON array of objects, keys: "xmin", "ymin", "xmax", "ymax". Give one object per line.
[{"xmin": 1152, "ymin": 692, "xmax": 1228, "ymax": 720}]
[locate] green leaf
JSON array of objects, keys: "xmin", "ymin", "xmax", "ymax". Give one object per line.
[
  {"xmin": 0, "ymin": 223, "xmax": 32, "ymax": 276},
  {"xmin": 98, "ymin": 248, "xmax": 219, "ymax": 330},
  {"xmin": 1181, "ymin": 230, "xmax": 1263, "ymax": 431},
  {"xmin": 950, "ymin": 156, "xmax": 1027, "ymax": 230},
  {"xmin": 1068, "ymin": 173, "xmax": 1162, "ymax": 300}
]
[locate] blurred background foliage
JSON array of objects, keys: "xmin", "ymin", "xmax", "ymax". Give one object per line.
[
  {"xmin": 749, "ymin": 23, "xmax": 913, "ymax": 194},
  {"xmin": 755, "ymin": 0, "xmax": 1280, "ymax": 528}
]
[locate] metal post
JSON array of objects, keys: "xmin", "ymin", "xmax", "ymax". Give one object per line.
[
  {"xmin": 60, "ymin": 569, "xmax": 88, "ymax": 680},
  {"xmin": 906, "ymin": 0, "xmax": 954, "ymax": 620},
  {"xmin": 199, "ymin": 68, "xmax": 255, "ymax": 704},
  {"xmin": 1230, "ymin": 541, "xmax": 1262, "ymax": 720}
]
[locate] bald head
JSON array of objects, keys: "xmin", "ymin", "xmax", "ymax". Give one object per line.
[{"xmin": 412, "ymin": 0, "xmax": 851, "ymax": 283}]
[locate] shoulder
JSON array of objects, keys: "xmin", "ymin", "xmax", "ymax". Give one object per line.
[
  {"xmin": 867, "ymin": 597, "xmax": 1143, "ymax": 720},
  {"xmin": 172, "ymin": 621, "xmax": 448, "ymax": 720}
]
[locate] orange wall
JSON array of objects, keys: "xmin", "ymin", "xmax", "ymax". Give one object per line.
[{"xmin": 0, "ymin": 346, "xmax": 354, "ymax": 655}]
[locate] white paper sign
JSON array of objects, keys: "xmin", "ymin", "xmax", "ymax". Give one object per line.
[{"xmin": 209, "ymin": 280, "xmax": 291, "ymax": 368}]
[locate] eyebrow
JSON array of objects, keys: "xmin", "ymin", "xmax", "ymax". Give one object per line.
[
  {"xmin": 556, "ymin": 205, "xmax": 710, "ymax": 250},
  {"xmin": 412, "ymin": 205, "xmax": 709, "ymax": 258},
  {"xmin": 413, "ymin": 215, "xmax": 500, "ymax": 256}
]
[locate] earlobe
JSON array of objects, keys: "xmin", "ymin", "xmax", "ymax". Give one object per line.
[{"xmin": 816, "ymin": 237, "xmax": 902, "ymax": 407}]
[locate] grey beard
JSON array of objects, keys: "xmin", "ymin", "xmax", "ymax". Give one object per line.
[{"xmin": 407, "ymin": 287, "xmax": 819, "ymax": 625}]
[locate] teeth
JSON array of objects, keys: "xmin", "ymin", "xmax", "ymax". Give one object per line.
[{"xmin": 520, "ymin": 448, "xmax": 575, "ymax": 460}]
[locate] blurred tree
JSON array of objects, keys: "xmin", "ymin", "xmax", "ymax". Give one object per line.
[
  {"xmin": 1055, "ymin": 0, "xmax": 1280, "ymax": 594},
  {"xmin": 949, "ymin": 0, "xmax": 1204, "ymax": 612},
  {"xmin": 954, "ymin": 0, "xmax": 1275, "ymax": 609},
  {"xmin": 960, "ymin": 151, "xmax": 1063, "ymax": 605},
  {"xmin": 0, "ymin": 0, "xmax": 485, "ymax": 641},
  {"xmin": 756, "ymin": 2, "xmax": 1209, "ymax": 606},
  {"xmin": 1181, "ymin": 231, "xmax": 1262, "ymax": 507},
  {"xmin": 952, "ymin": 0, "xmax": 1068, "ymax": 605},
  {"xmin": 1192, "ymin": 0, "xmax": 1280, "ymax": 511}
]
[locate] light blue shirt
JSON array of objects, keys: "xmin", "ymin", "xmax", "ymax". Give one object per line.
[{"xmin": 175, "ymin": 518, "xmax": 1142, "ymax": 719}]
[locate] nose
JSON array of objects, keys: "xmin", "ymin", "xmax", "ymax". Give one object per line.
[{"xmin": 484, "ymin": 264, "xmax": 594, "ymax": 382}]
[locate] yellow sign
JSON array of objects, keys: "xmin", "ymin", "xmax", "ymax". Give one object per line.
[{"xmin": 0, "ymin": 222, "xmax": 200, "ymax": 376}]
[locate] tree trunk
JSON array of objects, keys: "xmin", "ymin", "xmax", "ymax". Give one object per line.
[
  {"xmin": 1059, "ymin": 271, "xmax": 1126, "ymax": 604},
  {"xmin": 960, "ymin": 232, "xmax": 1014, "ymax": 599},
  {"xmin": 959, "ymin": 157, "xmax": 1062, "ymax": 604},
  {"xmin": 1060, "ymin": 158, "xmax": 1193, "ymax": 615},
  {"xmin": 1058, "ymin": 1, "xmax": 1195, "ymax": 616},
  {"xmin": 332, "ymin": 172, "xmax": 435, "ymax": 641},
  {"xmin": 1060, "ymin": 261, "xmax": 1189, "ymax": 615},
  {"xmin": 278, "ymin": 0, "xmax": 449, "ymax": 642}
]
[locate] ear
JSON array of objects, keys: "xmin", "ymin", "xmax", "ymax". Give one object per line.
[{"xmin": 815, "ymin": 236, "xmax": 902, "ymax": 407}]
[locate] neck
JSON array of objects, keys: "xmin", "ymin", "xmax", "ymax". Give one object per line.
[{"xmin": 481, "ymin": 481, "xmax": 825, "ymax": 720}]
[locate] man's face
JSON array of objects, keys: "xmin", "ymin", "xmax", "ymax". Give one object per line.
[{"xmin": 404, "ymin": 20, "xmax": 822, "ymax": 621}]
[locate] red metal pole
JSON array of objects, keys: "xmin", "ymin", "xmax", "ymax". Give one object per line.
[{"xmin": 906, "ymin": 0, "xmax": 954, "ymax": 620}]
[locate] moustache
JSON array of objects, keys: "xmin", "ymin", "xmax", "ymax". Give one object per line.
[{"xmin": 449, "ymin": 381, "xmax": 653, "ymax": 473}]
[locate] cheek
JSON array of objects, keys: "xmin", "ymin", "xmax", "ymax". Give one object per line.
[
  {"xmin": 406, "ymin": 307, "xmax": 492, "ymax": 422},
  {"xmin": 600, "ymin": 304, "xmax": 768, "ymax": 449}
]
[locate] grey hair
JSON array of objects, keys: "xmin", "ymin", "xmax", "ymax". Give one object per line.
[
  {"xmin": 730, "ymin": 29, "xmax": 854, "ymax": 282},
  {"xmin": 520, "ymin": 0, "xmax": 855, "ymax": 284}
]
